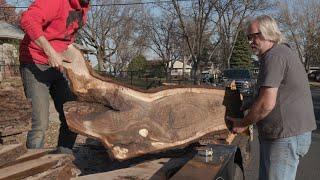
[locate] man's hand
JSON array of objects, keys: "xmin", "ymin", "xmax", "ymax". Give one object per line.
[
  {"xmin": 226, "ymin": 116, "xmax": 248, "ymax": 134},
  {"xmin": 231, "ymin": 126, "xmax": 248, "ymax": 133},
  {"xmin": 48, "ymin": 51, "xmax": 65, "ymax": 71},
  {"xmin": 226, "ymin": 116, "xmax": 243, "ymax": 127},
  {"xmin": 35, "ymin": 36, "xmax": 68, "ymax": 72}
]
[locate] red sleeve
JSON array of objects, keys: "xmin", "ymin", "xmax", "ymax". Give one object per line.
[
  {"xmin": 20, "ymin": 0, "xmax": 61, "ymax": 41},
  {"xmin": 82, "ymin": 5, "xmax": 90, "ymax": 24}
]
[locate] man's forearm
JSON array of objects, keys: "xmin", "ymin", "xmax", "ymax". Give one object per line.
[
  {"xmin": 236, "ymin": 87, "xmax": 278, "ymax": 127},
  {"xmin": 240, "ymin": 102, "xmax": 272, "ymax": 127},
  {"xmin": 34, "ymin": 36, "xmax": 57, "ymax": 58},
  {"xmin": 34, "ymin": 36, "xmax": 65, "ymax": 69}
]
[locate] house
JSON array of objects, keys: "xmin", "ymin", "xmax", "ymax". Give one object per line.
[
  {"xmin": 0, "ymin": 21, "xmax": 24, "ymax": 40},
  {"xmin": 201, "ymin": 62, "xmax": 222, "ymax": 79},
  {"xmin": 147, "ymin": 58, "xmax": 223, "ymax": 80},
  {"xmin": 169, "ymin": 60, "xmax": 192, "ymax": 78},
  {"xmin": 0, "ymin": 21, "xmax": 24, "ymax": 81},
  {"xmin": 144, "ymin": 59, "xmax": 192, "ymax": 78}
]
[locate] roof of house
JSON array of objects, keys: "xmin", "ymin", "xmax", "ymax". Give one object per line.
[
  {"xmin": 169, "ymin": 60, "xmax": 192, "ymax": 69},
  {"xmin": 0, "ymin": 21, "xmax": 24, "ymax": 40}
]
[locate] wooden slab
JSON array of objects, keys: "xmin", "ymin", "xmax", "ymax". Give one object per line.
[
  {"xmin": 0, "ymin": 144, "xmax": 27, "ymax": 167},
  {"xmin": 0, "ymin": 154, "xmax": 74, "ymax": 180},
  {"xmin": 29, "ymin": 163, "xmax": 79, "ymax": 180},
  {"xmin": 0, "ymin": 121, "xmax": 30, "ymax": 137},
  {"xmin": 0, "ymin": 78, "xmax": 31, "ymax": 137},
  {"xmin": 0, "ymin": 132, "xmax": 27, "ymax": 145},
  {"xmin": 2, "ymin": 149, "xmax": 52, "ymax": 168},
  {"xmin": 61, "ymin": 45, "xmax": 242, "ymax": 160},
  {"xmin": 0, "ymin": 80, "xmax": 32, "ymax": 127}
]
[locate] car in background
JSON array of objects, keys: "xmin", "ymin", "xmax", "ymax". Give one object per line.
[
  {"xmin": 201, "ymin": 72, "xmax": 214, "ymax": 84},
  {"xmin": 220, "ymin": 69, "xmax": 255, "ymax": 96},
  {"xmin": 308, "ymin": 67, "xmax": 320, "ymax": 80},
  {"xmin": 308, "ymin": 70, "xmax": 320, "ymax": 82}
]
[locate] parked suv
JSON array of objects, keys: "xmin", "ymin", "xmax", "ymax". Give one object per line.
[{"xmin": 220, "ymin": 69, "xmax": 255, "ymax": 96}]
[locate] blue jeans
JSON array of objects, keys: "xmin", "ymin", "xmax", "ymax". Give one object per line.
[
  {"xmin": 259, "ymin": 132, "xmax": 312, "ymax": 180},
  {"xmin": 20, "ymin": 63, "xmax": 77, "ymax": 149}
]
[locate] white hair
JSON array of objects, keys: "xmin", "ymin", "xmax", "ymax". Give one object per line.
[{"xmin": 249, "ymin": 15, "xmax": 284, "ymax": 44}]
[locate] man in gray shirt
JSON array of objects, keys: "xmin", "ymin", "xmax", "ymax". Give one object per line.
[{"xmin": 227, "ymin": 15, "xmax": 316, "ymax": 180}]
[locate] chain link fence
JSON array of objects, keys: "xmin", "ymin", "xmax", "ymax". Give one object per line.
[
  {"xmin": 102, "ymin": 69, "xmax": 221, "ymax": 89},
  {"xmin": 0, "ymin": 63, "xmax": 221, "ymax": 89}
]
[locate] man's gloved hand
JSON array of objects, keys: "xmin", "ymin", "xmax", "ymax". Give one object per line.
[{"xmin": 226, "ymin": 116, "xmax": 248, "ymax": 134}]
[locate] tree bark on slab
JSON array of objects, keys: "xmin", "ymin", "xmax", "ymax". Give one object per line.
[{"xmin": 62, "ymin": 45, "xmax": 242, "ymax": 160}]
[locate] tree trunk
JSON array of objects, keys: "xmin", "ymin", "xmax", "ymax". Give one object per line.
[
  {"xmin": 61, "ymin": 45, "xmax": 242, "ymax": 160},
  {"xmin": 192, "ymin": 62, "xmax": 201, "ymax": 85},
  {"xmin": 96, "ymin": 49, "xmax": 105, "ymax": 72}
]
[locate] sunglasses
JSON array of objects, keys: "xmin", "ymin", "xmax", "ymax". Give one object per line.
[{"xmin": 247, "ymin": 32, "xmax": 261, "ymax": 41}]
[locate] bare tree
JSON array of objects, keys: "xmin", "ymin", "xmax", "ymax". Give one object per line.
[
  {"xmin": 145, "ymin": 10, "xmax": 183, "ymax": 80},
  {"xmin": 0, "ymin": 0, "xmax": 20, "ymax": 24},
  {"xmin": 79, "ymin": 0, "xmax": 147, "ymax": 72},
  {"xmin": 216, "ymin": 0, "xmax": 272, "ymax": 69},
  {"xmin": 277, "ymin": 0, "xmax": 320, "ymax": 70},
  {"xmin": 108, "ymin": 8, "xmax": 148, "ymax": 75},
  {"xmin": 171, "ymin": 0, "xmax": 227, "ymax": 84}
]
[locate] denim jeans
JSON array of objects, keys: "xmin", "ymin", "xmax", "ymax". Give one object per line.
[
  {"xmin": 20, "ymin": 63, "xmax": 77, "ymax": 149},
  {"xmin": 259, "ymin": 132, "xmax": 312, "ymax": 180}
]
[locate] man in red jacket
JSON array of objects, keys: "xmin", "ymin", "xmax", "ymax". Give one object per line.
[{"xmin": 19, "ymin": 0, "xmax": 90, "ymax": 151}]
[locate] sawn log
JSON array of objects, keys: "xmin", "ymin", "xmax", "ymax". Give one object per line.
[{"xmin": 62, "ymin": 45, "xmax": 242, "ymax": 160}]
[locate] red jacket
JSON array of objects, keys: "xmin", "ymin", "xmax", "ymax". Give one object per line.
[{"xmin": 19, "ymin": 0, "xmax": 89, "ymax": 64}]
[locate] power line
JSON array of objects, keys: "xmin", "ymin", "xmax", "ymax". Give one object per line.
[
  {"xmin": 92, "ymin": 0, "xmax": 193, "ymax": 6},
  {"xmin": 0, "ymin": 0, "xmax": 194, "ymax": 9}
]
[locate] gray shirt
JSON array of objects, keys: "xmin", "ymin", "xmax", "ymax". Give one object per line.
[{"xmin": 257, "ymin": 44, "xmax": 316, "ymax": 139}]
